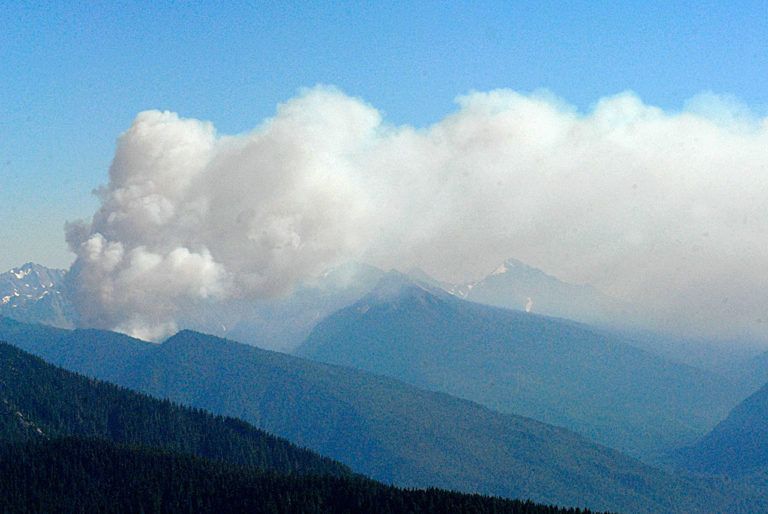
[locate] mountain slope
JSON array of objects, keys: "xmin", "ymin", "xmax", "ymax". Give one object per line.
[
  {"xmin": 201, "ymin": 262, "xmax": 385, "ymax": 351},
  {"xmin": 0, "ymin": 340, "xmax": 348, "ymax": 476},
  {"xmin": 0, "ymin": 263, "xmax": 75, "ymax": 328},
  {"xmin": 428, "ymin": 258, "xmax": 628, "ymax": 327},
  {"xmin": 0, "ymin": 438, "xmax": 602, "ymax": 514},
  {"xmin": 116, "ymin": 330, "xmax": 710, "ymax": 512},
  {"xmin": 673, "ymin": 378, "xmax": 768, "ymax": 477},
  {"xmin": 0, "ymin": 317, "xmax": 153, "ymax": 384},
  {"xmin": 0, "ymin": 317, "xmax": 743, "ymax": 513},
  {"xmin": 297, "ymin": 272, "xmax": 739, "ymax": 458},
  {"xmin": 1, "ymin": 261, "xmax": 383, "ymax": 351},
  {"xmin": 726, "ymin": 349, "xmax": 768, "ymax": 397}
]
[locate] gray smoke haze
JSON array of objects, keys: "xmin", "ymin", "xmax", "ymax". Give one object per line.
[{"xmin": 66, "ymin": 86, "xmax": 768, "ymax": 342}]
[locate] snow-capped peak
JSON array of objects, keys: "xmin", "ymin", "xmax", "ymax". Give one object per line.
[{"xmin": 11, "ymin": 268, "xmax": 31, "ymax": 280}]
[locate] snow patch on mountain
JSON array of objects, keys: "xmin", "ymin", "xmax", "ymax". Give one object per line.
[{"xmin": 0, "ymin": 263, "xmax": 75, "ymax": 328}]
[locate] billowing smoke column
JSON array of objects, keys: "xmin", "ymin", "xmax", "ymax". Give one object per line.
[
  {"xmin": 66, "ymin": 88, "xmax": 376, "ymax": 340},
  {"xmin": 67, "ymin": 86, "xmax": 768, "ymax": 342}
]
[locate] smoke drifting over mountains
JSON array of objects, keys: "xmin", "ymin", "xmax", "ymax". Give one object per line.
[{"xmin": 66, "ymin": 86, "xmax": 768, "ymax": 341}]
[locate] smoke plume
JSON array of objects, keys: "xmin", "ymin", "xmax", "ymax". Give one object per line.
[{"xmin": 67, "ymin": 86, "xmax": 768, "ymax": 342}]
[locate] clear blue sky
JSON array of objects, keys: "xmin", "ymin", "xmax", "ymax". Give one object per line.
[{"xmin": 1, "ymin": 1, "xmax": 766, "ymax": 270}]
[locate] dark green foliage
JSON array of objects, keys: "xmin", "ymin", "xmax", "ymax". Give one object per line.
[
  {"xmin": 0, "ymin": 341, "xmax": 348, "ymax": 477},
  {"xmin": 297, "ymin": 272, "xmax": 738, "ymax": 458},
  {"xmin": 0, "ymin": 437, "xmax": 605, "ymax": 514}
]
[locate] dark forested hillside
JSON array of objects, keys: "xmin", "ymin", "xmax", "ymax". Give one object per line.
[
  {"xmin": 297, "ymin": 272, "xmax": 738, "ymax": 458},
  {"xmin": 0, "ymin": 341, "xmax": 348, "ymax": 476},
  {"xmin": 0, "ymin": 437, "xmax": 605, "ymax": 514}
]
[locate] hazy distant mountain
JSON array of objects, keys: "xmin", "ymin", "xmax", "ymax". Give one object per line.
[
  {"xmin": 723, "ymin": 348, "xmax": 768, "ymax": 397},
  {"xmin": 298, "ymin": 272, "xmax": 739, "ymax": 458},
  {"xmin": 416, "ymin": 260, "xmax": 765, "ymax": 375},
  {"xmin": 406, "ymin": 267, "xmax": 462, "ymax": 293},
  {"xmin": 0, "ymin": 317, "xmax": 747, "ymax": 513},
  {"xmin": 0, "ymin": 263, "xmax": 75, "ymax": 328},
  {"xmin": 672, "ymin": 377, "xmax": 768, "ymax": 477},
  {"xmin": 598, "ymin": 326, "xmax": 768, "ymax": 376},
  {"xmin": 1, "ymin": 260, "xmax": 383, "ymax": 351},
  {"xmin": 200, "ymin": 261, "xmax": 386, "ymax": 351},
  {"xmin": 420, "ymin": 257, "xmax": 631, "ymax": 327}
]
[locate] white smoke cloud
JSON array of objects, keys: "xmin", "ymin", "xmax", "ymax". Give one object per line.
[{"xmin": 67, "ymin": 86, "xmax": 768, "ymax": 342}]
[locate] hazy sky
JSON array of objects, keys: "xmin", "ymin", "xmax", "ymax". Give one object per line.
[{"xmin": 2, "ymin": 1, "xmax": 767, "ymax": 271}]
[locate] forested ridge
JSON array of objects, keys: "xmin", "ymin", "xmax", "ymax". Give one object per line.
[
  {"xmin": 0, "ymin": 437, "xmax": 607, "ymax": 514},
  {"xmin": 0, "ymin": 340, "xmax": 347, "ymax": 476},
  {"xmin": 0, "ymin": 340, "xmax": 609, "ymax": 513},
  {"xmin": 3, "ymin": 319, "xmax": 766, "ymax": 513}
]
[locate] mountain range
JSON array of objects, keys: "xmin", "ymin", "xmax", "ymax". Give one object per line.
[
  {"xmin": 1, "ymin": 262, "xmax": 749, "ymax": 457},
  {"xmin": 194, "ymin": 261, "xmax": 386, "ymax": 351},
  {"xmin": 5, "ymin": 261, "xmax": 768, "ymax": 511},
  {"xmin": 2, "ymin": 261, "xmax": 384, "ymax": 352},
  {"xmin": 298, "ymin": 272, "xmax": 740, "ymax": 458},
  {"xmin": 0, "ymin": 316, "xmax": 755, "ymax": 513},
  {"xmin": 0, "ymin": 259, "xmax": 636, "ymax": 352},
  {"xmin": 431, "ymin": 258, "xmax": 630, "ymax": 327},
  {"xmin": 0, "ymin": 339, "xmax": 603, "ymax": 514},
  {"xmin": 0, "ymin": 263, "xmax": 74, "ymax": 328},
  {"xmin": 9, "ymin": 259, "xmax": 749, "ymax": 365}
]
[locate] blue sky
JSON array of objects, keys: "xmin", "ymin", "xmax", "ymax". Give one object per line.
[{"xmin": 1, "ymin": 1, "xmax": 766, "ymax": 270}]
